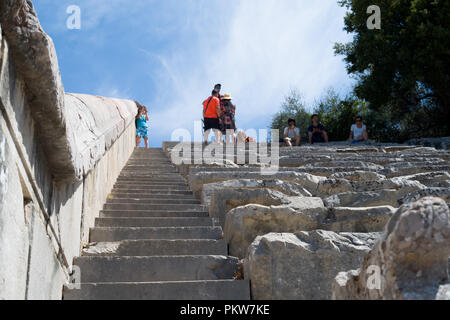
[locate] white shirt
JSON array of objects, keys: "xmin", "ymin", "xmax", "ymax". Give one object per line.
[
  {"xmin": 351, "ymin": 124, "xmax": 366, "ymax": 139},
  {"xmin": 284, "ymin": 127, "xmax": 300, "ymax": 138}
]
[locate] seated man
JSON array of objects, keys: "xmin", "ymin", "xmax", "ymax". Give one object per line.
[
  {"xmin": 349, "ymin": 116, "xmax": 368, "ymax": 143},
  {"xmin": 308, "ymin": 114, "xmax": 328, "ymax": 144},
  {"xmin": 284, "ymin": 119, "xmax": 301, "ymax": 146}
]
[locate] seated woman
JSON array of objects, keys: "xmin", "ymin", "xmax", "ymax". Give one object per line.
[
  {"xmin": 135, "ymin": 105, "xmax": 149, "ymax": 148},
  {"xmin": 348, "ymin": 116, "xmax": 368, "ymax": 144},
  {"xmin": 284, "ymin": 118, "xmax": 301, "ymax": 146}
]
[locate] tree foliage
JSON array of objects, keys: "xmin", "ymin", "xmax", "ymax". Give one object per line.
[
  {"xmin": 270, "ymin": 90, "xmax": 311, "ymax": 140},
  {"xmin": 335, "ymin": 0, "xmax": 450, "ymax": 137},
  {"xmin": 314, "ymin": 89, "xmax": 367, "ymax": 141}
]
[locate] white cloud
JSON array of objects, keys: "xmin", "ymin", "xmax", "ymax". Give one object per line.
[
  {"xmin": 35, "ymin": 0, "xmax": 354, "ymax": 145},
  {"xmin": 146, "ymin": 0, "xmax": 354, "ymax": 142}
]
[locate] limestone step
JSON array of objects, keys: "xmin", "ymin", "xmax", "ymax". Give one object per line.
[
  {"xmin": 72, "ymin": 255, "xmax": 239, "ymax": 282},
  {"xmin": 83, "ymin": 239, "xmax": 227, "ymax": 256},
  {"xmin": 122, "ymin": 167, "xmax": 178, "ymax": 171},
  {"xmin": 90, "ymin": 226, "xmax": 223, "ymax": 242},
  {"xmin": 95, "ymin": 217, "xmax": 213, "ymax": 227},
  {"xmin": 116, "ymin": 179, "xmax": 186, "ymax": 184},
  {"xmin": 119, "ymin": 173, "xmax": 180, "ymax": 177},
  {"xmin": 124, "ymin": 161, "xmax": 174, "ymax": 164},
  {"xmin": 111, "ymin": 190, "xmax": 193, "ymax": 196},
  {"xmin": 103, "ymin": 203, "xmax": 206, "ymax": 211},
  {"xmin": 109, "ymin": 193, "xmax": 195, "ymax": 199},
  {"xmin": 63, "ymin": 280, "xmax": 250, "ymax": 300},
  {"xmin": 106, "ymin": 198, "xmax": 200, "ymax": 205},
  {"xmin": 115, "ymin": 180, "xmax": 186, "ymax": 185},
  {"xmin": 120, "ymin": 172, "xmax": 180, "ymax": 176},
  {"xmin": 114, "ymin": 183, "xmax": 188, "ymax": 188},
  {"xmin": 100, "ymin": 210, "xmax": 209, "ymax": 218},
  {"xmin": 112, "ymin": 187, "xmax": 191, "ymax": 193}
]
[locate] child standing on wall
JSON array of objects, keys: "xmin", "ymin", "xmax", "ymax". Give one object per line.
[{"xmin": 135, "ymin": 105, "xmax": 149, "ymax": 148}]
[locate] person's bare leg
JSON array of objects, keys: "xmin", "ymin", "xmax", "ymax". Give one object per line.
[
  {"xmin": 214, "ymin": 130, "xmax": 222, "ymax": 144},
  {"xmin": 144, "ymin": 138, "xmax": 149, "ymax": 149},
  {"xmin": 204, "ymin": 130, "xmax": 211, "ymax": 143},
  {"xmin": 363, "ymin": 131, "xmax": 368, "ymax": 141},
  {"xmin": 285, "ymin": 138, "xmax": 292, "ymax": 147},
  {"xmin": 136, "ymin": 136, "xmax": 141, "ymax": 148},
  {"xmin": 295, "ymin": 137, "xmax": 301, "ymax": 146},
  {"xmin": 226, "ymin": 130, "xmax": 235, "ymax": 144},
  {"xmin": 323, "ymin": 132, "xmax": 329, "ymax": 143}
]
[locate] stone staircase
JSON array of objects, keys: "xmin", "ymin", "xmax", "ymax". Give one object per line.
[{"xmin": 63, "ymin": 148, "xmax": 250, "ymax": 300}]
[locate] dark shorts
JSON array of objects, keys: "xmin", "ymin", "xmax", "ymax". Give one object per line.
[
  {"xmin": 311, "ymin": 134, "xmax": 325, "ymax": 144},
  {"xmin": 204, "ymin": 118, "xmax": 220, "ymax": 131}
]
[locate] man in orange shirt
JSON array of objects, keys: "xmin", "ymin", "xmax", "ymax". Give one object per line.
[{"xmin": 203, "ymin": 90, "xmax": 222, "ymax": 143}]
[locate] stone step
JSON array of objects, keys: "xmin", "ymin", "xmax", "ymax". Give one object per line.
[
  {"xmin": 116, "ymin": 179, "xmax": 186, "ymax": 184},
  {"xmin": 122, "ymin": 169, "xmax": 179, "ymax": 173},
  {"xmin": 122, "ymin": 166, "xmax": 177, "ymax": 170},
  {"xmin": 63, "ymin": 280, "xmax": 250, "ymax": 300},
  {"xmin": 90, "ymin": 226, "xmax": 223, "ymax": 242},
  {"xmin": 126, "ymin": 161, "xmax": 173, "ymax": 164},
  {"xmin": 95, "ymin": 217, "xmax": 213, "ymax": 227},
  {"xmin": 111, "ymin": 190, "xmax": 193, "ymax": 196},
  {"xmin": 82, "ymin": 239, "xmax": 227, "ymax": 256},
  {"xmin": 114, "ymin": 182, "xmax": 188, "ymax": 188},
  {"xmin": 106, "ymin": 198, "xmax": 200, "ymax": 205},
  {"xmin": 103, "ymin": 203, "xmax": 206, "ymax": 211},
  {"xmin": 100, "ymin": 210, "xmax": 209, "ymax": 218},
  {"xmin": 119, "ymin": 172, "xmax": 182, "ymax": 176},
  {"xmin": 72, "ymin": 255, "xmax": 238, "ymax": 282},
  {"xmin": 109, "ymin": 193, "xmax": 195, "ymax": 199},
  {"xmin": 119, "ymin": 172, "xmax": 180, "ymax": 176},
  {"xmin": 112, "ymin": 187, "xmax": 191, "ymax": 193},
  {"xmin": 118, "ymin": 174, "xmax": 183, "ymax": 178}
]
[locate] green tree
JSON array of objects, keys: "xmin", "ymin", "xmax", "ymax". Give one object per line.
[
  {"xmin": 335, "ymin": 0, "xmax": 450, "ymax": 137},
  {"xmin": 270, "ymin": 90, "xmax": 311, "ymax": 141}
]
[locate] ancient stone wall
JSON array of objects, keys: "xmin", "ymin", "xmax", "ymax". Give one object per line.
[{"xmin": 0, "ymin": 5, "xmax": 138, "ymax": 299}]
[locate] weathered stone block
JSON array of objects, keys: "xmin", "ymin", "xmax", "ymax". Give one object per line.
[
  {"xmin": 245, "ymin": 231, "xmax": 379, "ymax": 299},
  {"xmin": 224, "ymin": 197, "xmax": 326, "ymax": 258},
  {"xmin": 332, "ymin": 197, "xmax": 450, "ymax": 300}
]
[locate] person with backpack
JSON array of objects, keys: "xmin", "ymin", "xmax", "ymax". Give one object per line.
[
  {"xmin": 220, "ymin": 94, "xmax": 237, "ymax": 144},
  {"xmin": 135, "ymin": 105, "xmax": 149, "ymax": 148},
  {"xmin": 203, "ymin": 90, "xmax": 222, "ymax": 144}
]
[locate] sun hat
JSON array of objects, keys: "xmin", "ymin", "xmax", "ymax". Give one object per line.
[{"xmin": 222, "ymin": 94, "xmax": 233, "ymax": 100}]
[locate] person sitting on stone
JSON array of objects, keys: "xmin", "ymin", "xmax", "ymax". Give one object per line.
[
  {"xmin": 283, "ymin": 118, "xmax": 301, "ymax": 147},
  {"xmin": 308, "ymin": 114, "xmax": 328, "ymax": 144},
  {"xmin": 348, "ymin": 116, "xmax": 368, "ymax": 144}
]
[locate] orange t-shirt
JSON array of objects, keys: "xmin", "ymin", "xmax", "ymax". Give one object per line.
[{"xmin": 203, "ymin": 96, "xmax": 220, "ymax": 119}]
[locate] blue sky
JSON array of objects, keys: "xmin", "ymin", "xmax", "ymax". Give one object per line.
[{"xmin": 33, "ymin": 0, "xmax": 354, "ymax": 147}]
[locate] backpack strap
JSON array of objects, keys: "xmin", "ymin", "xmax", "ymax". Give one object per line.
[{"xmin": 203, "ymin": 97, "xmax": 214, "ymax": 118}]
